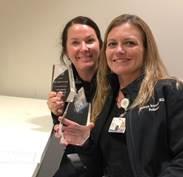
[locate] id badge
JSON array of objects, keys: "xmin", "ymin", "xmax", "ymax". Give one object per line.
[{"xmin": 108, "ymin": 117, "xmax": 126, "ymax": 133}]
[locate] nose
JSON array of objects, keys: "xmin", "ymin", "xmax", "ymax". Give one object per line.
[
  {"xmin": 116, "ymin": 44, "xmax": 125, "ymax": 54},
  {"xmin": 80, "ymin": 42, "xmax": 89, "ymax": 51}
]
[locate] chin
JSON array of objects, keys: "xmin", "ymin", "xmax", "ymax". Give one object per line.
[
  {"xmin": 111, "ymin": 67, "xmax": 127, "ymax": 74},
  {"xmin": 83, "ymin": 62, "xmax": 96, "ymax": 68}
]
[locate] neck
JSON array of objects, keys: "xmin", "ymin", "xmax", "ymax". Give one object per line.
[
  {"xmin": 77, "ymin": 67, "xmax": 97, "ymax": 82},
  {"xmin": 118, "ymin": 72, "xmax": 141, "ymax": 89}
]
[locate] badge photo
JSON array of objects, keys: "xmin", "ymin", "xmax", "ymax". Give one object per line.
[{"xmin": 108, "ymin": 117, "xmax": 126, "ymax": 133}]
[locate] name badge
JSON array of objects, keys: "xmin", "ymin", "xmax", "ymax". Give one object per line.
[{"xmin": 108, "ymin": 117, "xmax": 126, "ymax": 133}]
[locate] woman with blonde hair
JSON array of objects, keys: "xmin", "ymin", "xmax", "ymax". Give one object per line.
[{"xmin": 59, "ymin": 14, "xmax": 183, "ymax": 177}]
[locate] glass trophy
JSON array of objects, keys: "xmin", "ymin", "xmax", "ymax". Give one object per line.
[
  {"xmin": 51, "ymin": 63, "xmax": 90, "ymax": 125},
  {"xmin": 52, "ymin": 64, "xmax": 76, "ymax": 102},
  {"xmin": 63, "ymin": 88, "xmax": 91, "ymax": 125}
]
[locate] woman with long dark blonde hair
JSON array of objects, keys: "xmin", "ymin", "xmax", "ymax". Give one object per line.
[{"xmin": 58, "ymin": 14, "xmax": 183, "ymax": 177}]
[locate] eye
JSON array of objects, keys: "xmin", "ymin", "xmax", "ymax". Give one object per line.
[
  {"xmin": 86, "ymin": 38, "xmax": 95, "ymax": 44},
  {"xmin": 124, "ymin": 40, "xmax": 137, "ymax": 47},
  {"xmin": 72, "ymin": 40, "xmax": 80, "ymax": 45},
  {"xmin": 107, "ymin": 41, "xmax": 117, "ymax": 48}
]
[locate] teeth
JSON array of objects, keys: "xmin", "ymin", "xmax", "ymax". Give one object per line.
[
  {"xmin": 78, "ymin": 56, "xmax": 91, "ymax": 59},
  {"xmin": 113, "ymin": 59, "xmax": 129, "ymax": 62}
]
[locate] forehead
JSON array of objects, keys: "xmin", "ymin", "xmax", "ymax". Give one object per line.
[
  {"xmin": 67, "ymin": 24, "xmax": 96, "ymax": 38},
  {"xmin": 107, "ymin": 23, "xmax": 143, "ymax": 40}
]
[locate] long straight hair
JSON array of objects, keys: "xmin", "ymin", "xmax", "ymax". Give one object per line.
[{"xmin": 92, "ymin": 14, "xmax": 169, "ymax": 122}]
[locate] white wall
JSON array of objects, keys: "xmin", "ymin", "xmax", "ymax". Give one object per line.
[{"xmin": 1, "ymin": 0, "xmax": 183, "ymax": 99}]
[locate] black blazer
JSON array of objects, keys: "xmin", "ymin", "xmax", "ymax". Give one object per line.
[{"xmin": 90, "ymin": 77, "xmax": 183, "ymax": 177}]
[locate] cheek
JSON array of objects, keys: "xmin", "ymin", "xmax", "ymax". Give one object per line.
[
  {"xmin": 132, "ymin": 49, "xmax": 144, "ymax": 65},
  {"xmin": 106, "ymin": 55, "xmax": 111, "ymax": 67},
  {"xmin": 106, "ymin": 50, "xmax": 112, "ymax": 62},
  {"xmin": 91, "ymin": 44, "xmax": 100, "ymax": 57},
  {"xmin": 137, "ymin": 51, "xmax": 144, "ymax": 66},
  {"xmin": 106, "ymin": 56, "xmax": 114, "ymax": 72},
  {"xmin": 106, "ymin": 59, "xmax": 111, "ymax": 68},
  {"xmin": 66, "ymin": 47, "xmax": 77, "ymax": 59}
]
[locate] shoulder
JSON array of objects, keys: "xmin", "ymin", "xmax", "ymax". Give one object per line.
[
  {"xmin": 155, "ymin": 78, "xmax": 183, "ymax": 100},
  {"xmin": 156, "ymin": 78, "xmax": 183, "ymax": 90}
]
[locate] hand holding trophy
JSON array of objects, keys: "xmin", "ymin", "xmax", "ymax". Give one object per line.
[{"xmin": 51, "ymin": 60, "xmax": 90, "ymax": 126}]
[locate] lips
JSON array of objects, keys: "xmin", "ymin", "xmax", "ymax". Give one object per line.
[
  {"xmin": 113, "ymin": 58, "xmax": 130, "ymax": 62},
  {"xmin": 77, "ymin": 54, "xmax": 93, "ymax": 60}
]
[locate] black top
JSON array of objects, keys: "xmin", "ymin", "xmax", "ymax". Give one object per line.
[
  {"xmin": 72, "ymin": 65, "xmax": 96, "ymax": 103},
  {"xmin": 89, "ymin": 74, "xmax": 183, "ymax": 177},
  {"xmin": 52, "ymin": 65, "xmax": 102, "ymax": 177},
  {"xmin": 100, "ymin": 104, "xmax": 134, "ymax": 177}
]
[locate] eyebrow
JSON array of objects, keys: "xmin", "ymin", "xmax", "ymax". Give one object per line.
[
  {"xmin": 107, "ymin": 36, "xmax": 139, "ymax": 42},
  {"xmin": 70, "ymin": 35, "xmax": 96, "ymax": 41},
  {"xmin": 107, "ymin": 38, "xmax": 116, "ymax": 42}
]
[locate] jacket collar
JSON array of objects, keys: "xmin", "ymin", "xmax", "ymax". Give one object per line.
[{"xmin": 108, "ymin": 73, "xmax": 144, "ymax": 103}]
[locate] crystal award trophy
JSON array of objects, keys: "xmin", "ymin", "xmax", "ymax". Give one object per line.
[
  {"xmin": 51, "ymin": 64, "xmax": 76, "ymax": 102},
  {"xmin": 51, "ymin": 63, "xmax": 90, "ymax": 125},
  {"xmin": 63, "ymin": 88, "xmax": 91, "ymax": 125}
]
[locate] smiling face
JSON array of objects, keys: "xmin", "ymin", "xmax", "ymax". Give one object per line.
[
  {"xmin": 66, "ymin": 24, "xmax": 100, "ymax": 73},
  {"xmin": 106, "ymin": 22, "xmax": 144, "ymax": 83}
]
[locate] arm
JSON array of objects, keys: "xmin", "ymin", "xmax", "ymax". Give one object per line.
[
  {"xmin": 160, "ymin": 81, "xmax": 183, "ymax": 177},
  {"xmin": 53, "ymin": 119, "xmax": 103, "ymax": 177}
]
